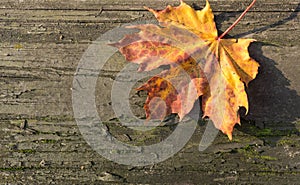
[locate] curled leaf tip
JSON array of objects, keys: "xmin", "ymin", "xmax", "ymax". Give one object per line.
[{"xmin": 227, "ymin": 133, "xmax": 233, "ymax": 141}]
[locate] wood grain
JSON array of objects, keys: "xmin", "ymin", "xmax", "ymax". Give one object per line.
[{"xmin": 0, "ymin": 0, "xmax": 299, "ymax": 184}]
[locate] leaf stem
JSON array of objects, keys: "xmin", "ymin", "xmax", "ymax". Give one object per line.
[{"xmin": 217, "ymin": 0, "xmax": 256, "ymax": 40}]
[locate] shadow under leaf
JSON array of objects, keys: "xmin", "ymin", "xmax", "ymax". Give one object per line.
[
  {"xmin": 237, "ymin": 41, "xmax": 300, "ymax": 145},
  {"xmin": 217, "ymin": 3, "xmax": 300, "ymax": 144}
]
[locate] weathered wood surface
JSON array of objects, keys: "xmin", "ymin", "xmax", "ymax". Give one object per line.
[{"xmin": 0, "ymin": 0, "xmax": 299, "ymax": 184}]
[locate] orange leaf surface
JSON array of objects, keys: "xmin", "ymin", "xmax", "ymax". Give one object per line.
[{"xmin": 110, "ymin": 0, "xmax": 259, "ymax": 140}]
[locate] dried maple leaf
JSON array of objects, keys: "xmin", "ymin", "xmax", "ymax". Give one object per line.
[{"xmin": 110, "ymin": 0, "xmax": 259, "ymax": 140}]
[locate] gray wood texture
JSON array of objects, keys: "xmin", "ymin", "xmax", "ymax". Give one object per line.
[{"xmin": 0, "ymin": 0, "xmax": 299, "ymax": 184}]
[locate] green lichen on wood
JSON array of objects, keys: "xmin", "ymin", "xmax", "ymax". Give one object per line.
[
  {"xmin": 238, "ymin": 145, "xmax": 277, "ymax": 161},
  {"xmin": 17, "ymin": 149, "xmax": 36, "ymax": 154}
]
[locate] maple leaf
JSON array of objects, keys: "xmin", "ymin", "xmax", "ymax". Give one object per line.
[{"xmin": 110, "ymin": 0, "xmax": 259, "ymax": 140}]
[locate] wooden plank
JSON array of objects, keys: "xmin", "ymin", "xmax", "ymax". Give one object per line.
[
  {"xmin": 0, "ymin": 119, "xmax": 299, "ymax": 183},
  {"xmin": 0, "ymin": 0, "xmax": 299, "ymax": 12},
  {"xmin": 0, "ymin": 10, "xmax": 299, "ymax": 43},
  {"xmin": 0, "ymin": 10, "xmax": 299, "ymax": 120},
  {"xmin": 0, "ymin": 0, "xmax": 299, "ymax": 184}
]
